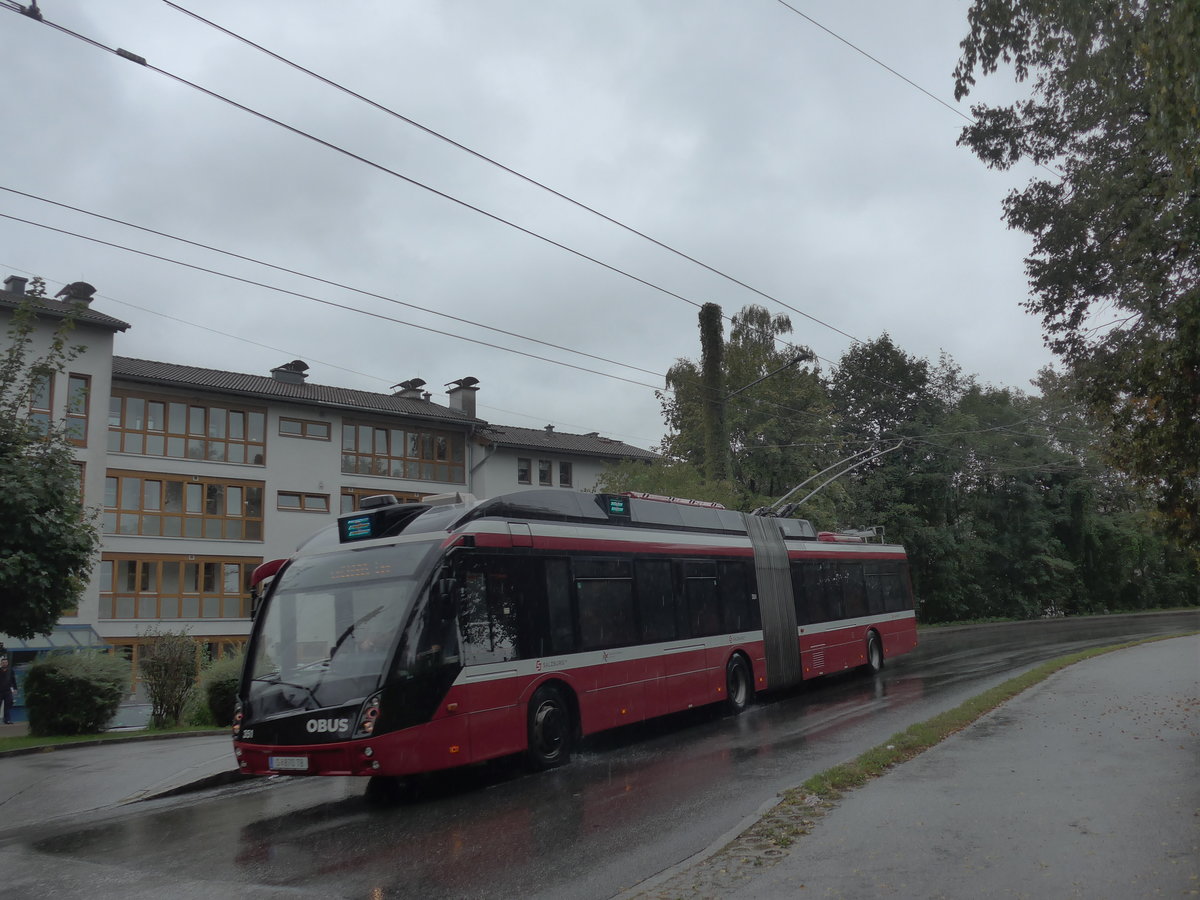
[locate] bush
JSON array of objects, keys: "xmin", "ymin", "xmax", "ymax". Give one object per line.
[
  {"xmin": 23, "ymin": 652, "xmax": 130, "ymax": 736},
  {"xmin": 201, "ymin": 651, "xmax": 245, "ymax": 727},
  {"xmin": 183, "ymin": 688, "xmax": 216, "ymax": 727},
  {"xmin": 139, "ymin": 629, "xmax": 198, "ymax": 729}
]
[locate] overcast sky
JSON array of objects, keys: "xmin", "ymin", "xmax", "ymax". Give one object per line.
[{"xmin": 1, "ymin": 0, "xmax": 1051, "ymax": 450}]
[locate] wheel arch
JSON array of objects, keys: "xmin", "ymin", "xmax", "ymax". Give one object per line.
[{"xmin": 525, "ymin": 676, "xmax": 581, "ymax": 738}]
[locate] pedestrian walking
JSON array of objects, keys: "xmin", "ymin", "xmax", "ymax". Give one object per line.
[{"xmin": 0, "ymin": 656, "xmax": 17, "ymax": 724}]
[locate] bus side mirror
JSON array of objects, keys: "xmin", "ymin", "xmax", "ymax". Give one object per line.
[{"xmin": 435, "ymin": 578, "xmax": 460, "ymax": 621}]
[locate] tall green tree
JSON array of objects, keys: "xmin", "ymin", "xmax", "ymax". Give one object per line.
[
  {"xmin": 658, "ymin": 304, "xmax": 835, "ymax": 516},
  {"xmin": 698, "ymin": 303, "xmax": 728, "ymax": 484},
  {"xmin": 0, "ymin": 290, "xmax": 100, "ymax": 638},
  {"xmin": 954, "ymin": 0, "xmax": 1200, "ymax": 543}
]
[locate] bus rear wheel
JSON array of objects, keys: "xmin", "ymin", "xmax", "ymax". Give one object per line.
[
  {"xmin": 725, "ymin": 655, "xmax": 753, "ymax": 715},
  {"xmin": 527, "ymin": 684, "xmax": 572, "ymax": 770},
  {"xmin": 866, "ymin": 632, "xmax": 884, "ymax": 674}
]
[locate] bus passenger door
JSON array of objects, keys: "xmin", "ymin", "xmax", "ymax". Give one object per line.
[{"xmin": 456, "ymin": 554, "xmax": 539, "ymax": 762}]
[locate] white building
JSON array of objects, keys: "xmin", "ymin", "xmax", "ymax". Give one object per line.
[{"xmin": 0, "ymin": 275, "xmax": 656, "ymax": 681}]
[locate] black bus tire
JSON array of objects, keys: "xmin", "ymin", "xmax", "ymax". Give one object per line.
[
  {"xmin": 866, "ymin": 632, "xmax": 884, "ymax": 673},
  {"xmin": 725, "ymin": 654, "xmax": 753, "ymax": 715},
  {"xmin": 527, "ymin": 684, "xmax": 573, "ymax": 770}
]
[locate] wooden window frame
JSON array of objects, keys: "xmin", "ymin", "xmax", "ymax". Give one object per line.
[
  {"xmin": 340, "ymin": 487, "xmax": 425, "ymax": 514},
  {"xmin": 106, "ymin": 636, "xmax": 247, "ymax": 694},
  {"xmin": 340, "ymin": 420, "xmax": 466, "ymax": 484},
  {"xmin": 29, "ymin": 370, "xmax": 53, "ymax": 435},
  {"xmin": 103, "ymin": 469, "xmax": 265, "ymax": 541},
  {"xmin": 98, "ymin": 553, "xmax": 260, "ymax": 620},
  {"xmin": 66, "ymin": 373, "xmax": 90, "ymax": 446},
  {"xmin": 278, "ymin": 417, "xmax": 332, "ymax": 441},
  {"xmin": 517, "ymin": 457, "xmax": 532, "ymax": 484},
  {"xmin": 108, "ymin": 390, "xmax": 267, "ymax": 466},
  {"xmin": 538, "ymin": 459, "xmax": 553, "ymax": 486},
  {"xmin": 277, "ymin": 490, "xmax": 331, "ymax": 512},
  {"xmin": 559, "ymin": 461, "xmax": 573, "ymax": 488}
]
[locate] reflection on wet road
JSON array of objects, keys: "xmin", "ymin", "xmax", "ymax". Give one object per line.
[{"xmin": 18, "ymin": 612, "xmax": 1199, "ymax": 899}]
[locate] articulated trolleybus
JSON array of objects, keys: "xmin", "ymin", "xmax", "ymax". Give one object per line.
[{"xmin": 233, "ymin": 490, "xmax": 917, "ymax": 778}]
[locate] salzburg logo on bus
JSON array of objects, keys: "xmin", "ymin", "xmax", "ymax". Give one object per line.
[{"xmin": 306, "ymin": 717, "xmax": 349, "ymax": 734}]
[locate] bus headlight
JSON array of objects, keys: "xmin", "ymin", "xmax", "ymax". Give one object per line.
[
  {"xmin": 232, "ymin": 700, "xmax": 243, "ymax": 738},
  {"xmin": 354, "ymin": 692, "xmax": 382, "ymax": 739}
]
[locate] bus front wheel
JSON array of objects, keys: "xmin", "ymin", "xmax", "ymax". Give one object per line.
[
  {"xmin": 725, "ymin": 655, "xmax": 753, "ymax": 715},
  {"xmin": 527, "ymin": 684, "xmax": 573, "ymax": 770}
]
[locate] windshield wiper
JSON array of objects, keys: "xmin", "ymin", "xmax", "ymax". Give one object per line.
[
  {"xmin": 328, "ymin": 605, "xmax": 385, "ymax": 660},
  {"xmin": 252, "ymin": 674, "xmax": 321, "ymax": 708}
]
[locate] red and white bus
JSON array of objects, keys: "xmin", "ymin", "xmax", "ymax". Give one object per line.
[{"xmin": 232, "ymin": 490, "xmax": 917, "ymax": 778}]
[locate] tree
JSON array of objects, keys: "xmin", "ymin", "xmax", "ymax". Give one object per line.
[
  {"xmin": 658, "ymin": 304, "xmax": 836, "ymax": 517},
  {"xmin": 953, "ymin": 0, "xmax": 1200, "ymax": 544},
  {"xmin": 139, "ymin": 629, "xmax": 199, "ymax": 728},
  {"xmin": 698, "ymin": 303, "xmax": 728, "ymax": 484},
  {"xmin": 0, "ymin": 291, "xmax": 100, "ymax": 638}
]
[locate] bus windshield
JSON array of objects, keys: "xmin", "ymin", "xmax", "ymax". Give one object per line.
[{"xmin": 247, "ymin": 540, "xmax": 438, "ymax": 712}]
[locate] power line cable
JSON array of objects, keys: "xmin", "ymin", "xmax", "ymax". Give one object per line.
[
  {"xmin": 3, "ymin": 7, "xmax": 716, "ymax": 316},
  {"xmin": 0, "ymin": 210, "xmax": 841, "ymax": 439},
  {"xmin": 2, "ymin": 8, "xmax": 1082, "ymax": 458},
  {"xmin": 161, "ymin": 0, "xmax": 865, "ymax": 346},
  {"xmin": 0, "ymin": 185, "xmax": 665, "ymax": 381},
  {"xmin": 0, "ymin": 210, "xmax": 666, "ymax": 391},
  {"xmin": 0, "ymin": 260, "xmax": 669, "ymax": 446},
  {"xmin": 4, "ymin": 5, "xmax": 1002, "ymax": 428},
  {"xmin": 772, "ymin": 0, "xmax": 1065, "ymax": 180}
]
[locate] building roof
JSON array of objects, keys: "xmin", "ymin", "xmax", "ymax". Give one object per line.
[
  {"xmin": 479, "ymin": 424, "xmax": 658, "ymax": 461},
  {"xmin": 0, "ymin": 289, "xmax": 130, "ymax": 333},
  {"xmin": 112, "ymin": 356, "xmax": 485, "ymax": 426}
]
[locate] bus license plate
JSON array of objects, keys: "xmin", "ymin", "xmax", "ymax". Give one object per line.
[{"xmin": 269, "ymin": 756, "xmax": 309, "ymax": 771}]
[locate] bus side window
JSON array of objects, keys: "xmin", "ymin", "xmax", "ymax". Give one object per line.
[
  {"xmin": 882, "ymin": 562, "xmax": 908, "ymax": 612},
  {"xmin": 842, "ymin": 563, "xmax": 868, "ymax": 618},
  {"xmin": 864, "ymin": 562, "xmax": 887, "ymax": 615},
  {"xmin": 544, "ymin": 558, "xmax": 576, "ymax": 654},
  {"xmin": 718, "ymin": 560, "xmax": 760, "ymax": 632},
  {"xmin": 681, "ymin": 560, "xmax": 721, "ymax": 638},
  {"xmin": 817, "ymin": 561, "xmax": 845, "ymax": 623},
  {"xmin": 791, "ymin": 560, "xmax": 817, "ymax": 626},
  {"xmin": 575, "ymin": 557, "xmax": 637, "ymax": 650},
  {"xmin": 458, "ymin": 559, "xmax": 521, "ymax": 665},
  {"xmin": 635, "ymin": 559, "xmax": 676, "ymax": 643}
]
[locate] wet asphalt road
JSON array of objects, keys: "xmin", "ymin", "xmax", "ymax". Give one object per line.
[{"xmin": 1, "ymin": 611, "xmax": 1195, "ymax": 899}]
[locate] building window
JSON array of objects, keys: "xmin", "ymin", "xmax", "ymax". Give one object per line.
[
  {"xmin": 559, "ymin": 462, "xmax": 573, "ymax": 488},
  {"xmin": 29, "ymin": 371, "xmax": 52, "ymax": 435},
  {"xmin": 340, "ymin": 487, "xmax": 425, "ymax": 514},
  {"xmin": 106, "ymin": 636, "xmax": 247, "ymax": 695},
  {"xmin": 340, "ymin": 421, "xmax": 465, "ymax": 483},
  {"xmin": 278, "ymin": 491, "xmax": 330, "ymax": 512},
  {"xmin": 103, "ymin": 470, "xmax": 264, "ymax": 540},
  {"xmin": 278, "ymin": 417, "xmax": 331, "ymax": 440},
  {"xmin": 98, "ymin": 554, "xmax": 259, "ymax": 620},
  {"xmin": 64, "ymin": 373, "xmax": 90, "ymax": 445},
  {"xmin": 108, "ymin": 391, "xmax": 266, "ymax": 465},
  {"xmin": 538, "ymin": 459, "xmax": 553, "ymax": 486},
  {"xmin": 517, "ymin": 458, "xmax": 531, "ymax": 484}
]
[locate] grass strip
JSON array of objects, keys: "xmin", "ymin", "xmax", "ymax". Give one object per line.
[{"xmin": 0, "ymin": 724, "xmax": 224, "ymax": 755}]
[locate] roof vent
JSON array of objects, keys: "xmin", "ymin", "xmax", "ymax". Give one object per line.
[
  {"xmin": 392, "ymin": 378, "xmax": 426, "ymax": 400},
  {"xmin": 54, "ymin": 281, "xmax": 97, "ymax": 304},
  {"xmin": 3, "ymin": 275, "xmax": 27, "ymax": 296},
  {"xmin": 544, "ymin": 424, "xmax": 554, "ymax": 433},
  {"xmin": 445, "ymin": 377, "xmax": 479, "ymax": 418},
  {"xmin": 270, "ymin": 359, "xmax": 309, "ymax": 383}
]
